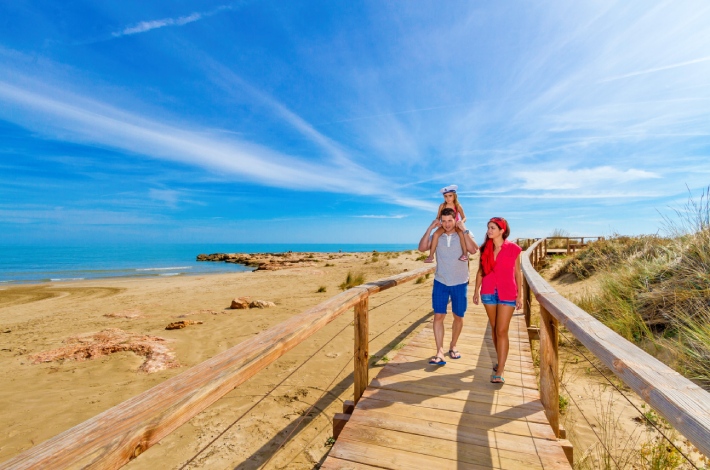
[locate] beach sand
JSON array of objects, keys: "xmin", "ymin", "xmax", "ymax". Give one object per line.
[{"xmin": 0, "ymin": 251, "xmax": 439, "ymax": 468}]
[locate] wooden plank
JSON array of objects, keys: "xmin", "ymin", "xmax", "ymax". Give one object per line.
[
  {"xmin": 343, "ymin": 412, "xmax": 570, "ymax": 466},
  {"xmin": 358, "ymin": 388, "xmax": 550, "ymax": 425},
  {"xmin": 354, "ymin": 297, "xmax": 369, "ymax": 404},
  {"xmin": 333, "ymin": 413, "xmax": 351, "ymax": 439},
  {"xmin": 0, "ymin": 266, "xmax": 435, "ymax": 470},
  {"xmin": 338, "ymin": 424, "xmax": 544, "ymax": 469},
  {"xmin": 369, "ymin": 377, "xmax": 544, "ymax": 411},
  {"xmin": 354, "ymin": 396, "xmax": 557, "ymax": 440},
  {"xmin": 522, "ymin": 240, "xmax": 710, "ymax": 456},
  {"xmin": 329, "ymin": 438, "xmax": 481, "ymax": 470},
  {"xmin": 320, "ymin": 457, "xmax": 383, "ymax": 469},
  {"xmin": 539, "ymin": 304, "xmax": 560, "ymax": 437},
  {"xmin": 374, "ymin": 362, "xmax": 541, "ymax": 393}
]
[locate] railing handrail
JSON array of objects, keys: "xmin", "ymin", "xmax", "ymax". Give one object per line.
[
  {"xmin": 1, "ymin": 265, "xmax": 435, "ymax": 470},
  {"xmin": 522, "ymin": 238, "xmax": 710, "ymax": 456}
]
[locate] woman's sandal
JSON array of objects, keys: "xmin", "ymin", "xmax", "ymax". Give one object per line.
[
  {"xmin": 448, "ymin": 349, "xmax": 461, "ymax": 359},
  {"xmin": 490, "ymin": 375, "xmax": 505, "ymax": 384},
  {"xmin": 458, "ymin": 254, "xmax": 468, "ymax": 261},
  {"xmin": 424, "ymin": 255, "xmax": 435, "ymax": 263}
]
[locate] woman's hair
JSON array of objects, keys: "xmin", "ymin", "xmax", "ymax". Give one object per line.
[{"xmin": 479, "ymin": 217, "xmax": 511, "ymax": 275}]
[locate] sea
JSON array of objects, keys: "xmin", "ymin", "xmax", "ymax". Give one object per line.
[{"xmin": 0, "ymin": 243, "xmax": 416, "ymax": 285}]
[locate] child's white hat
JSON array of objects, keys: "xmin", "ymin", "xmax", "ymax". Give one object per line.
[{"xmin": 440, "ymin": 184, "xmax": 458, "ymax": 194}]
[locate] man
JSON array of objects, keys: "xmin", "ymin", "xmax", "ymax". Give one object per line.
[{"xmin": 418, "ymin": 208, "xmax": 478, "ymax": 365}]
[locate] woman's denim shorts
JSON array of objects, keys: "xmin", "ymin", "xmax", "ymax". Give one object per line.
[{"xmin": 481, "ymin": 289, "xmax": 516, "ymax": 307}]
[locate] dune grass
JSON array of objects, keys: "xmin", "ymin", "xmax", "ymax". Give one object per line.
[
  {"xmin": 554, "ymin": 189, "xmax": 710, "ymax": 388},
  {"xmin": 339, "ymin": 271, "xmax": 366, "ymax": 291}
]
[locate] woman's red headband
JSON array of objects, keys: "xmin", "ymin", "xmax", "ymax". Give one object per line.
[{"xmin": 489, "ymin": 217, "xmax": 507, "ymax": 231}]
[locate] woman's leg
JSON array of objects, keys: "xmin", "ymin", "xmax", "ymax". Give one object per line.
[
  {"xmin": 425, "ymin": 228, "xmax": 444, "ymax": 262},
  {"xmin": 492, "ymin": 304, "xmax": 516, "ymax": 380},
  {"xmin": 483, "ymin": 304, "xmax": 499, "ymax": 357}
]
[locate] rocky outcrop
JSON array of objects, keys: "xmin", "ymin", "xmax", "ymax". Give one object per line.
[
  {"xmin": 230, "ymin": 297, "xmax": 250, "ymax": 309},
  {"xmin": 249, "ymin": 300, "xmax": 276, "ymax": 309},
  {"xmin": 196, "ymin": 252, "xmax": 348, "ymax": 271},
  {"xmin": 165, "ymin": 320, "xmax": 203, "ymax": 330}
]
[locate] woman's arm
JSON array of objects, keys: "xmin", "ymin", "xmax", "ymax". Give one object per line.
[
  {"xmin": 515, "ymin": 255, "xmax": 523, "ymax": 310},
  {"xmin": 472, "ymin": 267, "xmax": 483, "ymax": 304}
]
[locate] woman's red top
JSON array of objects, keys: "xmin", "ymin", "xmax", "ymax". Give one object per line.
[{"xmin": 480, "ymin": 240, "xmax": 522, "ymax": 301}]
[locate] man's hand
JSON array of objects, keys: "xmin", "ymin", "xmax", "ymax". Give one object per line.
[{"xmin": 429, "ymin": 219, "xmax": 442, "ymax": 230}]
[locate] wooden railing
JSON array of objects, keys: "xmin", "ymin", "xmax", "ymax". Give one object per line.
[
  {"xmin": 0, "ymin": 265, "xmax": 435, "ymax": 470},
  {"xmin": 518, "ymin": 236, "xmax": 604, "ymax": 254},
  {"xmin": 521, "ymin": 239, "xmax": 710, "ymax": 456}
]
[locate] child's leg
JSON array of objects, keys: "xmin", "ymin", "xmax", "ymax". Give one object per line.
[
  {"xmin": 456, "ymin": 228, "xmax": 468, "ymax": 261},
  {"xmin": 424, "ymin": 228, "xmax": 445, "ymax": 262}
]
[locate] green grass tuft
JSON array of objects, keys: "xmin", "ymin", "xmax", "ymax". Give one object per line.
[{"xmin": 339, "ymin": 271, "xmax": 365, "ymax": 291}]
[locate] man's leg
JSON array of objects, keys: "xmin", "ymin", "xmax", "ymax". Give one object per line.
[
  {"xmin": 448, "ymin": 282, "xmax": 467, "ymax": 356},
  {"xmin": 433, "ymin": 313, "xmax": 447, "ymax": 361},
  {"xmin": 430, "ymin": 280, "xmax": 449, "ymax": 362}
]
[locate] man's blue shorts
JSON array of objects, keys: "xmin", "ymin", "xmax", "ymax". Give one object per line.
[
  {"xmin": 432, "ymin": 280, "xmax": 468, "ymax": 317},
  {"xmin": 481, "ymin": 289, "xmax": 517, "ymax": 307}
]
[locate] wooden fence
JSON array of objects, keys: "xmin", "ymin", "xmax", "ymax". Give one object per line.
[
  {"xmin": 520, "ymin": 238, "xmax": 710, "ymax": 456},
  {"xmin": 0, "ymin": 266, "xmax": 435, "ymax": 470}
]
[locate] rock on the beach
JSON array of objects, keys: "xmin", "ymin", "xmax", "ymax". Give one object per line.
[
  {"xmin": 165, "ymin": 320, "xmax": 203, "ymax": 330},
  {"xmin": 249, "ymin": 300, "xmax": 276, "ymax": 309},
  {"xmin": 230, "ymin": 297, "xmax": 251, "ymax": 309}
]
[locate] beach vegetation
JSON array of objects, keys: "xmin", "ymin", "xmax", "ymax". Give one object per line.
[
  {"xmin": 324, "ymin": 263, "xmax": 334, "ymax": 267},
  {"xmin": 316, "ymin": 286, "xmax": 327, "ymax": 293},
  {"xmin": 415, "ymin": 276, "xmax": 425, "ymax": 284},
  {"xmin": 339, "ymin": 271, "xmax": 365, "ymax": 291},
  {"xmin": 415, "ymin": 254, "xmax": 427, "ymax": 261},
  {"xmin": 556, "ymin": 188, "xmax": 710, "ymax": 388}
]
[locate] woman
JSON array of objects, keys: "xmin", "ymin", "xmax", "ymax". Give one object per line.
[{"xmin": 472, "ymin": 217, "xmax": 523, "ymax": 384}]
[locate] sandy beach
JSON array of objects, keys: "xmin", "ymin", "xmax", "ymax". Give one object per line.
[{"xmin": 0, "ymin": 251, "xmax": 438, "ymax": 468}]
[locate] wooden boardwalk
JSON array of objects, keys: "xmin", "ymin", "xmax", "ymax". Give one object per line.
[{"xmin": 322, "ymin": 306, "xmax": 572, "ymax": 469}]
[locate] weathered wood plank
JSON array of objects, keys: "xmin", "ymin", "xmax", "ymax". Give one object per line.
[
  {"xmin": 523, "ymin": 239, "xmax": 710, "ymax": 456},
  {"xmin": 354, "ymin": 297, "xmax": 369, "ymax": 404},
  {"xmin": 0, "ymin": 266, "xmax": 435, "ymax": 470},
  {"xmin": 358, "ymin": 388, "xmax": 551, "ymax": 425},
  {"xmin": 339, "ymin": 424, "xmax": 544, "ymax": 469}
]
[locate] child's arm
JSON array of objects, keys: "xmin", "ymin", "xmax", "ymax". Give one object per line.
[
  {"xmin": 436, "ymin": 203, "xmax": 445, "ymax": 219},
  {"xmin": 458, "ymin": 204, "xmax": 466, "ymax": 223}
]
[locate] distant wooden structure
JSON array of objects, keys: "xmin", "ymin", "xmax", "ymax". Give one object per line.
[{"xmin": 2, "ymin": 238, "xmax": 709, "ymax": 469}]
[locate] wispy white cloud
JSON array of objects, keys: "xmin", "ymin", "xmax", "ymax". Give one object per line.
[
  {"xmin": 0, "ymin": 74, "xmax": 436, "ymax": 212},
  {"xmin": 598, "ymin": 56, "xmax": 710, "ymax": 83},
  {"xmin": 111, "ymin": 6, "xmax": 232, "ymax": 38},
  {"xmin": 514, "ymin": 166, "xmax": 660, "ymax": 191}
]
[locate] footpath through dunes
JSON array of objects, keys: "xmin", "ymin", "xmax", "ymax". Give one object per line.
[{"xmin": 322, "ymin": 310, "xmax": 572, "ymax": 469}]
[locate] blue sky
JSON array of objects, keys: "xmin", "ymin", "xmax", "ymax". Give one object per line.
[{"xmin": 1, "ymin": 1, "xmax": 709, "ymax": 245}]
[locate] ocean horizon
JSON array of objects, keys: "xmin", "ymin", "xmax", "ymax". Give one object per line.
[{"xmin": 0, "ymin": 243, "xmax": 417, "ymax": 285}]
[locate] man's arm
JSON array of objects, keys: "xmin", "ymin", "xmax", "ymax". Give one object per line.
[
  {"xmin": 456, "ymin": 221, "xmax": 479, "ymax": 254},
  {"xmin": 418, "ymin": 220, "xmax": 441, "ymax": 252}
]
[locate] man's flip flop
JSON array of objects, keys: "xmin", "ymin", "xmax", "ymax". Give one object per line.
[
  {"xmin": 491, "ymin": 375, "xmax": 505, "ymax": 384},
  {"xmin": 448, "ymin": 349, "xmax": 461, "ymax": 359},
  {"xmin": 428, "ymin": 356, "xmax": 446, "ymax": 366}
]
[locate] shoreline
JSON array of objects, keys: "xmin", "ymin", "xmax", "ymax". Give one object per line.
[{"xmin": 0, "ymin": 250, "xmax": 426, "ymax": 466}]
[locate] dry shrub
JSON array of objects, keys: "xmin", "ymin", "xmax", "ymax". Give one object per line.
[{"xmin": 30, "ymin": 328, "xmax": 180, "ymax": 373}]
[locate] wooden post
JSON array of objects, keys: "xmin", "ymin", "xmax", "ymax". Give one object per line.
[
  {"xmin": 566, "ymin": 238, "xmax": 570, "ymax": 256},
  {"xmin": 354, "ymin": 297, "xmax": 369, "ymax": 404},
  {"xmin": 523, "ymin": 276, "xmax": 531, "ymax": 327},
  {"xmin": 539, "ymin": 303, "xmax": 560, "ymax": 437}
]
